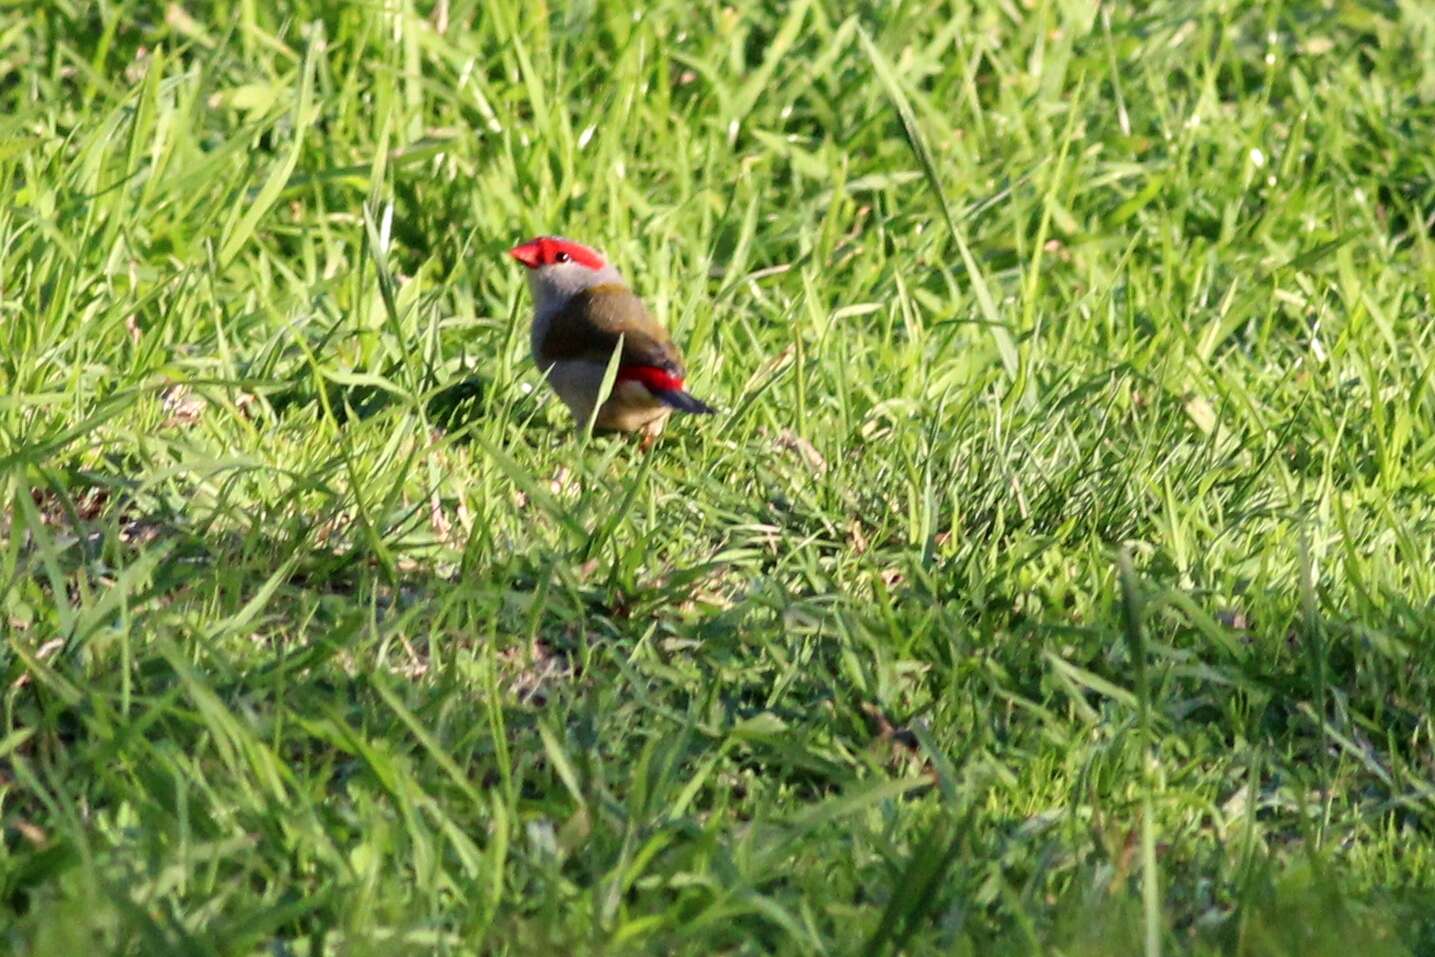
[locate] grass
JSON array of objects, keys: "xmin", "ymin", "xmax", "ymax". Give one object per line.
[{"xmin": 2, "ymin": 0, "xmax": 1435, "ymax": 953}]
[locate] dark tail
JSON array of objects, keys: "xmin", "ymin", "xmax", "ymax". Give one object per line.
[{"xmin": 654, "ymin": 389, "xmax": 716, "ymax": 415}]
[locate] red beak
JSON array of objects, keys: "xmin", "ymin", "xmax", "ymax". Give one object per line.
[{"xmin": 509, "ymin": 241, "xmax": 541, "ymax": 269}]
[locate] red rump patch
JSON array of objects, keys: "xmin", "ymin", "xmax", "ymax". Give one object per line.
[
  {"xmin": 617, "ymin": 365, "xmax": 684, "ymax": 393},
  {"xmin": 508, "ymin": 236, "xmax": 606, "ymax": 271}
]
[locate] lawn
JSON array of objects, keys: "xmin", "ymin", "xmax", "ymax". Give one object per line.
[{"xmin": 3, "ymin": 1, "xmax": 1435, "ymax": 953}]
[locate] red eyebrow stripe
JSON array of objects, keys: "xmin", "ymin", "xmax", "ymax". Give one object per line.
[
  {"xmin": 546, "ymin": 238, "xmax": 605, "ymax": 270},
  {"xmin": 617, "ymin": 365, "xmax": 685, "ymax": 393}
]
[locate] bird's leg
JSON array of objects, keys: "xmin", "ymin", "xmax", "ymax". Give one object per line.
[{"xmin": 637, "ymin": 412, "xmax": 668, "ymax": 453}]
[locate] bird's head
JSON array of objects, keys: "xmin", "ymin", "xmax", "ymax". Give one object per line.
[{"xmin": 509, "ymin": 236, "xmax": 620, "ymax": 315}]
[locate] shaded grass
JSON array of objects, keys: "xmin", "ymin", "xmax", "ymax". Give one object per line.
[{"xmin": 3, "ymin": 0, "xmax": 1435, "ymax": 953}]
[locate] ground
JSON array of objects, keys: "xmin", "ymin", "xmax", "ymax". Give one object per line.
[{"xmin": 2, "ymin": 1, "xmax": 1435, "ymax": 954}]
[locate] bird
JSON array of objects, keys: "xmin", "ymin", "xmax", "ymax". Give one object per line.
[{"xmin": 509, "ymin": 236, "xmax": 715, "ymax": 438}]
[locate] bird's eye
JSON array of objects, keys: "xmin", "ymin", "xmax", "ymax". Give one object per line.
[{"xmin": 554, "ymin": 251, "xmax": 571, "ymax": 263}]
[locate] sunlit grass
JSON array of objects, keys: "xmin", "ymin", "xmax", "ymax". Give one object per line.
[{"xmin": 2, "ymin": 1, "xmax": 1434, "ymax": 953}]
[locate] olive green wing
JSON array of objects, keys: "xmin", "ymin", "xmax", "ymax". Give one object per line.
[{"xmin": 539, "ymin": 284, "xmax": 685, "ymax": 376}]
